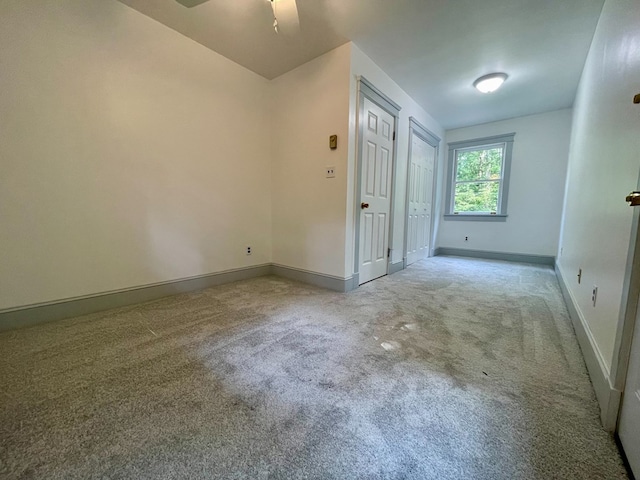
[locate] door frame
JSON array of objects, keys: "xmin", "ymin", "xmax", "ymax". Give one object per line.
[
  {"xmin": 353, "ymin": 76, "xmax": 401, "ymax": 286},
  {"xmin": 403, "ymin": 117, "xmax": 441, "ymax": 268},
  {"xmin": 609, "ymin": 171, "xmax": 640, "ymax": 431}
]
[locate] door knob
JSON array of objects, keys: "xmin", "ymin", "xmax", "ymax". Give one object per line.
[
  {"xmin": 361, "ymin": 202, "xmax": 370, "ymax": 209},
  {"xmin": 626, "ymin": 191, "xmax": 640, "ymax": 206}
]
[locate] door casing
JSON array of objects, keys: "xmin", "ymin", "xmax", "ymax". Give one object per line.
[
  {"xmin": 611, "ymin": 173, "xmax": 640, "ymax": 434},
  {"xmin": 403, "ymin": 117, "xmax": 440, "ymax": 268},
  {"xmin": 353, "ymin": 76, "xmax": 401, "ymax": 286}
]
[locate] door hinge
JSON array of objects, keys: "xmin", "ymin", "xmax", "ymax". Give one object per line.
[
  {"xmin": 387, "ymin": 248, "xmax": 391, "ymax": 258},
  {"xmin": 393, "ymin": 131, "xmax": 396, "ymax": 141}
]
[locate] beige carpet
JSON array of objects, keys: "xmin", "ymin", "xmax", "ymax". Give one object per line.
[{"xmin": 0, "ymin": 256, "xmax": 629, "ymax": 479}]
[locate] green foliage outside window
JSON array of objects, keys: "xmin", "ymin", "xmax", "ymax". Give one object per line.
[{"xmin": 453, "ymin": 147, "xmax": 503, "ymax": 213}]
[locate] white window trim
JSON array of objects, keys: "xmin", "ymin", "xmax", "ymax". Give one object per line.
[{"xmin": 444, "ymin": 132, "xmax": 515, "ymax": 222}]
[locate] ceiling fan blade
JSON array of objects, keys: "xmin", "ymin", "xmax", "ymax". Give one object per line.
[
  {"xmin": 271, "ymin": 0, "xmax": 300, "ymax": 33},
  {"xmin": 175, "ymin": 0, "xmax": 210, "ymax": 7}
]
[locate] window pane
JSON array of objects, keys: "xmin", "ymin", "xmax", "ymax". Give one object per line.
[
  {"xmin": 455, "ymin": 147, "xmax": 503, "ymax": 182},
  {"xmin": 453, "ymin": 181, "xmax": 499, "ymax": 213}
]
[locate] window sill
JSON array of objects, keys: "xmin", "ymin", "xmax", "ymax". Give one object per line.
[{"xmin": 444, "ymin": 214, "xmax": 508, "ymax": 222}]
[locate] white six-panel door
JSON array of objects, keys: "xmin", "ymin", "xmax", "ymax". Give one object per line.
[
  {"xmin": 406, "ymin": 135, "xmax": 435, "ymax": 266},
  {"xmin": 358, "ymin": 97, "xmax": 394, "ymax": 285}
]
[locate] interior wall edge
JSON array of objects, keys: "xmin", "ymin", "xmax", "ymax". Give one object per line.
[
  {"xmin": 388, "ymin": 261, "xmax": 404, "ymax": 275},
  {"xmin": 555, "ymin": 263, "xmax": 620, "ymax": 430},
  {"xmin": 434, "ymin": 247, "xmax": 555, "ymax": 266},
  {"xmin": 271, "ymin": 264, "xmax": 356, "ymax": 293},
  {"xmin": 0, "ymin": 262, "xmax": 359, "ymax": 332},
  {"xmin": 0, "ymin": 264, "xmax": 272, "ymax": 332}
]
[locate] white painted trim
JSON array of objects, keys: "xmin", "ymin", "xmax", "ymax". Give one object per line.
[
  {"xmin": 357, "ymin": 76, "xmax": 402, "ymax": 115},
  {"xmin": 558, "ymin": 265, "xmax": 611, "ymax": 375},
  {"xmin": 435, "ymin": 247, "xmax": 554, "ymax": 266},
  {"xmin": 353, "ymin": 76, "xmax": 400, "ymax": 285},
  {"xmin": 555, "ymin": 264, "xmax": 621, "ymax": 430},
  {"xmin": 444, "ymin": 133, "xmax": 516, "ymax": 218},
  {"xmin": 0, "ymin": 263, "xmax": 358, "ymax": 331},
  {"xmin": 0, "ymin": 264, "xmax": 271, "ymax": 331},
  {"xmin": 271, "ymin": 264, "xmax": 356, "ymax": 293},
  {"xmin": 403, "ymin": 117, "xmax": 440, "ymax": 268},
  {"xmin": 388, "ymin": 261, "xmax": 404, "ymax": 275},
  {"xmin": 610, "ymin": 174, "xmax": 640, "ymax": 434}
]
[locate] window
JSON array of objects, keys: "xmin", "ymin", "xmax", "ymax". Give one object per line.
[{"xmin": 444, "ymin": 133, "xmax": 515, "ymax": 220}]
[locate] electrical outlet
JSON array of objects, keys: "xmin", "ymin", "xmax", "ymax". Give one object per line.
[
  {"xmin": 464, "ymin": 236, "xmax": 469, "ymax": 242},
  {"xmin": 326, "ymin": 166, "xmax": 336, "ymax": 178},
  {"xmin": 592, "ymin": 286, "xmax": 598, "ymax": 307},
  {"xmin": 246, "ymin": 246, "xmax": 252, "ymax": 255}
]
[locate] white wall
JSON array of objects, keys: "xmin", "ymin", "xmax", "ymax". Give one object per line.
[
  {"xmin": 347, "ymin": 44, "xmax": 445, "ymax": 275},
  {"xmin": 0, "ymin": 0, "xmax": 272, "ymax": 310},
  {"xmin": 271, "ymin": 42, "xmax": 447, "ymax": 282},
  {"xmin": 271, "ymin": 44, "xmax": 352, "ymax": 278},
  {"xmin": 557, "ymin": 0, "xmax": 640, "ymax": 374},
  {"xmin": 0, "ymin": 4, "xmax": 445, "ymax": 312},
  {"xmin": 438, "ymin": 109, "xmax": 572, "ymax": 256}
]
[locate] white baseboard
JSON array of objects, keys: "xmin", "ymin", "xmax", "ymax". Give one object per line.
[
  {"xmin": 271, "ymin": 264, "xmax": 357, "ymax": 293},
  {"xmin": 388, "ymin": 261, "xmax": 404, "ymax": 275},
  {"xmin": 434, "ymin": 247, "xmax": 555, "ymax": 266},
  {"xmin": 555, "ymin": 264, "xmax": 621, "ymax": 430},
  {"xmin": 0, "ymin": 264, "xmax": 272, "ymax": 332},
  {"xmin": 0, "ymin": 263, "xmax": 358, "ymax": 332}
]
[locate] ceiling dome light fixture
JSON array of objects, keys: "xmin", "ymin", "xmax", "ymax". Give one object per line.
[{"xmin": 473, "ymin": 73, "xmax": 508, "ymax": 93}]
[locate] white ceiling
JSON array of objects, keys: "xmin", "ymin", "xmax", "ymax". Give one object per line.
[{"xmin": 117, "ymin": 0, "xmax": 605, "ymax": 129}]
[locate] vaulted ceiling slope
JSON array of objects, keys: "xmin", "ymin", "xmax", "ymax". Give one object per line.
[{"xmin": 118, "ymin": 0, "xmax": 605, "ymax": 129}]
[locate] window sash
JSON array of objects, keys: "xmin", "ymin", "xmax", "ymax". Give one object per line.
[
  {"xmin": 453, "ymin": 144, "xmax": 505, "ymax": 181},
  {"xmin": 454, "ymin": 179, "xmax": 502, "ymax": 186},
  {"xmin": 451, "ymin": 144, "xmax": 506, "ymax": 214},
  {"xmin": 444, "ymin": 132, "xmax": 515, "ymax": 221}
]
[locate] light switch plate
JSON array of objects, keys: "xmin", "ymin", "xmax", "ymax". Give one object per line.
[{"xmin": 326, "ymin": 166, "xmax": 336, "ymax": 178}]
